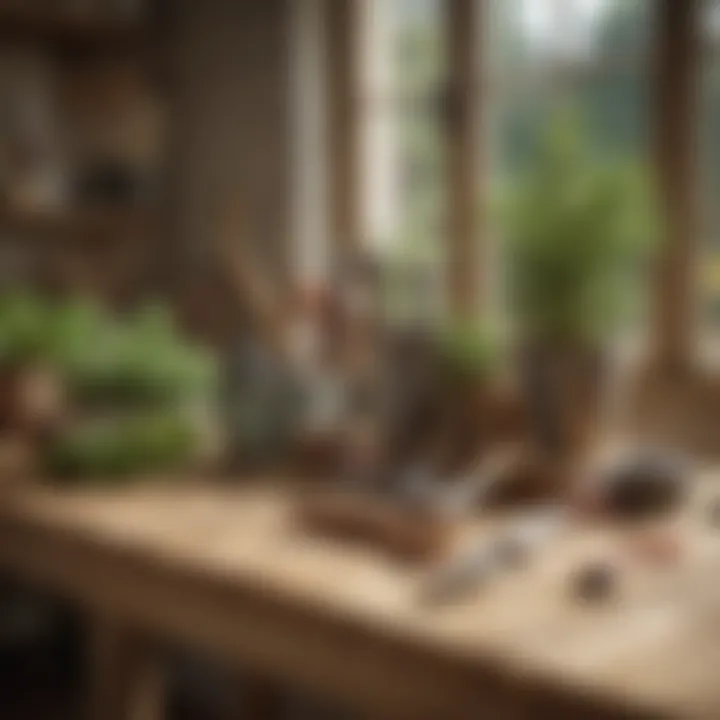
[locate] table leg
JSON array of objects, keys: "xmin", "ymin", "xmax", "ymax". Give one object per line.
[{"xmin": 86, "ymin": 615, "xmax": 167, "ymax": 720}]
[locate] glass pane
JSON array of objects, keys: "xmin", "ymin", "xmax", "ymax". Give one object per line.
[
  {"xmin": 488, "ymin": 0, "xmax": 655, "ymax": 338},
  {"xmin": 494, "ymin": 69, "xmax": 650, "ymax": 180},
  {"xmin": 359, "ymin": 0, "xmax": 447, "ymax": 322},
  {"xmin": 489, "ymin": 0, "xmax": 653, "ymax": 186},
  {"xmin": 361, "ymin": 0, "xmax": 446, "ymax": 255},
  {"xmin": 489, "ymin": 0, "xmax": 653, "ymax": 75},
  {"xmin": 394, "ymin": 0, "xmax": 447, "ymax": 98},
  {"xmin": 701, "ymin": 29, "xmax": 720, "ymax": 340}
]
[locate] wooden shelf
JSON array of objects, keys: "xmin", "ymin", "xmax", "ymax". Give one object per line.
[
  {"xmin": 0, "ymin": 8, "xmax": 147, "ymax": 51},
  {"xmin": 0, "ymin": 204, "xmax": 151, "ymax": 237}
]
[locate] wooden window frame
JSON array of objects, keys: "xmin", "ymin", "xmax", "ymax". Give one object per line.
[
  {"xmin": 324, "ymin": 0, "xmax": 486, "ymax": 322},
  {"xmin": 325, "ymin": 0, "xmax": 705, "ymax": 370}
]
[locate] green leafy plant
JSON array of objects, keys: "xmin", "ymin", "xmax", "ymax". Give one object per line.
[
  {"xmin": 43, "ymin": 412, "xmax": 198, "ymax": 482},
  {"xmin": 0, "ymin": 291, "xmax": 57, "ymax": 366},
  {"xmin": 0, "ymin": 291, "xmax": 218, "ymax": 479},
  {"xmin": 502, "ymin": 114, "xmax": 656, "ymax": 346},
  {"xmin": 0, "ymin": 293, "xmax": 217, "ymax": 407},
  {"xmin": 63, "ymin": 303, "xmax": 217, "ymax": 409},
  {"xmin": 436, "ymin": 322, "xmax": 502, "ymax": 383}
]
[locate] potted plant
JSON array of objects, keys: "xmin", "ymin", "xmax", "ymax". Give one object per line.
[
  {"xmin": 503, "ymin": 116, "xmax": 655, "ymax": 491},
  {"xmin": 0, "ymin": 291, "xmax": 68, "ymax": 436},
  {"xmin": 432, "ymin": 321, "xmax": 524, "ymax": 473},
  {"xmin": 46, "ymin": 301, "xmax": 220, "ymax": 482}
]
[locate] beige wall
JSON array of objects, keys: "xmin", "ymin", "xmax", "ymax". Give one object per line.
[
  {"xmin": 166, "ymin": 0, "xmax": 294, "ymax": 292},
  {"xmin": 158, "ymin": 0, "xmax": 303, "ymax": 345}
]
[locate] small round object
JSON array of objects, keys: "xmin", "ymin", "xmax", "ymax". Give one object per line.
[
  {"xmin": 601, "ymin": 451, "xmax": 688, "ymax": 520},
  {"xmin": 628, "ymin": 528, "xmax": 683, "ymax": 566},
  {"xmin": 571, "ymin": 562, "xmax": 617, "ymax": 603}
]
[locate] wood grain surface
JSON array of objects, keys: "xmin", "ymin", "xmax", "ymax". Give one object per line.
[{"xmin": 0, "ymin": 475, "xmax": 717, "ymax": 718}]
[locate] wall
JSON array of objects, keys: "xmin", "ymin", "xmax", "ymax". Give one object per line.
[{"xmin": 163, "ymin": 0, "xmax": 295, "ymax": 346}]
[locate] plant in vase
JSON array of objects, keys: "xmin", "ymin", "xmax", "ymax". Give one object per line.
[{"xmin": 502, "ymin": 115, "xmax": 656, "ymax": 493}]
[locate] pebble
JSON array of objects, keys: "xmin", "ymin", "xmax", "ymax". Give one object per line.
[
  {"xmin": 600, "ymin": 450, "xmax": 688, "ymax": 520},
  {"xmin": 571, "ymin": 561, "xmax": 618, "ymax": 603}
]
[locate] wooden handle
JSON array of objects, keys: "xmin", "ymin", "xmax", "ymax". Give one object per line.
[
  {"xmin": 213, "ymin": 203, "xmax": 290, "ymax": 359},
  {"xmin": 296, "ymin": 494, "xmax": 453, "ymax": 563}
]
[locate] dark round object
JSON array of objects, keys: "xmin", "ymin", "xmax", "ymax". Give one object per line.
[
  {"xmin": 601, "ymin": 452, "xmax": 688, "ymax": 520},
  {"xmin": 572, "ymin": 562, "xmax": 617, "ymax": 603}
]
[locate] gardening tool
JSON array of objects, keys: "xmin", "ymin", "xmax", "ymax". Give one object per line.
[{"xmin": 419, "ymin": 507, "xmax": 569, "ymax": 607}]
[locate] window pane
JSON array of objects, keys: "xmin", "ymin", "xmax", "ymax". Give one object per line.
[
  {"xmin": 701, "ymin": 1, "xmax": 720, "ymax": 340},
  {"xmin": 361, "ymin": 0, "xmax": 446, "ymax": 263},
  {"xmin": 490, "ymin": 0, "xmax": 652, "ymax": 175},
  {"xmin": 394, "ymin": 0, "xmax": 447, "ymax": 98},
  {"xmin": 489, "ymin": 0, "xmax": 652, "ymax": 77},
  {"xmin": 488, "ymin": 0, "xmax": 654, "ymax": 338}
]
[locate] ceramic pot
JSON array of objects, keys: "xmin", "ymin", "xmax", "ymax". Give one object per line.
[
  {"xmin": 0, "ymin": 363, "xmax": 66, "ymax": 437},
  {"xmin": 519, "ymin": 341, "xmax": 607, "ymax": 487}
]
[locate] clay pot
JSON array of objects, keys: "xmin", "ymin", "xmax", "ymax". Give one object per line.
[
  {"xmin": 519, "ymin": 342, "xmax": 607, "ymax": 489},
  {"xmin": 434, "ymin": 376, "xmax": 527, "ymax": 477},
  {"xmin": 0, "ymin": 363, "xmax": 66, "ymax": 437}
]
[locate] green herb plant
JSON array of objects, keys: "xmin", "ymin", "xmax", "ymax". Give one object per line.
[
  {"xmin": 0, "ymin": 292, "xmax": 218, "ymax": 481},
  {"xmin": 502, "ymin": 114, "xmax": 656, "ymax": 348}
]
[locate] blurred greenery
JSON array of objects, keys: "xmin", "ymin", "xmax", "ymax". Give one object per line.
[
  {"xmin": 501, "ymin": 112, "xmax": 656, "ymax": 345},
  {"xmin": 43, "ymin": 413, "xmax": 198, "ymax": 482},
  {"xmin": 0, "ymin": 293, "xmax": 216, "ymax": 408},
  {"xmin": 0, "ymin": 291, "xmax": 218, "ymax": 480},
  {"xmin": 0, "ymin": 291, "xmax": 59, "ymax": 365},
  {"xmin": 387, "ymin": 1, "xmax": 720, "ymax": 334},
  {"xmin": 61, "ymin": 303, "xmax": 217, "ymax": 409},
  {"xmin": 436, "ymin": 321, "xmax": 503, "ymax": 382}
]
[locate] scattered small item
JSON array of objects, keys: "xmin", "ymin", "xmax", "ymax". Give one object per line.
[
  {"xmin": 419, "ymin": 508, "xmax": 568, "ymax": 607},
  {"xmin": 490, "ymin": 533, "xmax": 529, "ymax": 569},
  {"xmin": 391, "ymin": 463, "xmax": 444, "ymax": 513},
  {"xmin": 443, "ymin": 442, "xmax": 535, "ymax": 513},
  {"xmin": 296, "ymin": 492, "xmax": 452, "ymax": 563},
  {"xmin": 569, "ymin": 480, "xmax": 605, "ymax": 520},
  {"xmin": 626, "ymin": 527, "xmax": 684, "ymax": 566},
  {"xmin": 571, "ymin": 561, "xmax": 618, "ymax": 603},
  {"xmin": 596, "ymin": 449, "xmax": 689, "ymax": 520},
  {"xmin": 418, "ymin": 539, "xmax": 498, "ymax": 607}
]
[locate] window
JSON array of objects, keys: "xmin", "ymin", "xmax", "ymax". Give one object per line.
[
  {"xmin": 359, "ymin": 0, "xmax": 448, "ymax": 321},
  {"xmin": 701, "ymin": 0, "xmax": 720, "ymax": 344},
  {"xmin": 357, "ymin": 0, "xmax": 657, "ymax": 328},
  {"xmin": 487, "ymin": 0, "xmax": 655, "ymax": 337},
  {"xmin": 489, "ymin": 0, "xmax": 653, "ymax": 181}
]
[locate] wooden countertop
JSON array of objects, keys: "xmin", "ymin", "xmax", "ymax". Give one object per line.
[{"xmin": 0, "ymin": 475, "xmax": 718, "ymax": 718}]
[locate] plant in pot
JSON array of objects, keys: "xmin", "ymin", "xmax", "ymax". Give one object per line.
[
  {"xmin": 433, "ymin": 322, "xmax": 513, "ymax": 473},
  {"xmin": 47, "ymin": 302, "xmax": 220, "ymax": 482},
  {"xmin": 502, "ymin": 116, "xmax": 656, "ymax": 495},
  {"xmin": 0, "ymin": 291, "xmax": 68, "ymax": 436}
]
